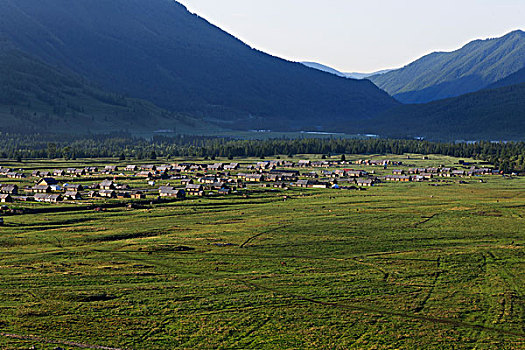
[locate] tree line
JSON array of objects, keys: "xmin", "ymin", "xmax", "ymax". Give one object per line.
[{"xmin": 0, "ymin": 133, "xmax": 523, "ymax": 172}]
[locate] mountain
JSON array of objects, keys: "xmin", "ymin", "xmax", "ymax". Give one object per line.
[
  {"xmin": 369, "ymin": 30, "xmax": 525, "ymax": 103},
  {"xmin": 0, "ymin": 0, "xmax": 398, "ymax": 132},
  {"xmin": 360, "ymin": 83, "xmax": 525, "ymax": 140},
  {"xmin": 0, "ymin": 44, "xmax": 208, "ymax": 134},
  {"xmin": 486, "ymin": 67, "xmax": 525, "ymax": 89},
  {"xmin": 301, "ymin": 62, "xmax": 393, "ymax": 80},
  {"xmin": 301, "ymin": 62, "xmax": 347, "ymax": 77},
  {"xmin": 345, "ymin": 70, "xmax": 393, "ymax": 80}
]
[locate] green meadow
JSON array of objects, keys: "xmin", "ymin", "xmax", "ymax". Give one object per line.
[{"xmin": 0, "ymin": 155, "xmax": 523, "ymax": 349}]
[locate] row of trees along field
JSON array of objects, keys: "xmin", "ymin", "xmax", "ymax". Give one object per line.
[{"xmin": 0, "ymin": 133, "xmax": 523, "ymax": 172}]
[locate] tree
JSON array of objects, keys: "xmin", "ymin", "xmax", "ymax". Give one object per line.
[{"xmin": 47, "ymin": 143, "xmax": 57, "ymax": 159}]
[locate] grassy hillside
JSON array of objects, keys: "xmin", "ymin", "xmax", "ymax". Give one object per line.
[
  {"xmin": 0, "ymin": 0, "xmax": 398, "ymax": 131},
  {"xmin": 363, "ymin": 83, "xmax": 525, "ymax": 140},
  {"xmin": 0, "ymin": 47, "xmax": 216, "ymax": 134},
  {"xmin": 370, "ymin": 30, "xmax": 525, "ymax": 103}
]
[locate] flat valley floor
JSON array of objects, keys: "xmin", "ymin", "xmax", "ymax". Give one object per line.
[{"xmin": 0, "ymin": 156, "xmax": 523, "ymax": 349}]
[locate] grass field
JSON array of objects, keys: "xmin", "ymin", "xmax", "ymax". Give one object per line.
[{"xmin": 0, "ymin": 155, "xmax": 523, "ymax": 349}]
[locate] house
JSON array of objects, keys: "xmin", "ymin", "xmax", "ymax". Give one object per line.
[
  {"xmin": 0, "ymin": 194, "xmax": 13, "ymax": 203},
  {"xmin": 105, "ymin": 165, "xmax": 119, "ymax": 172},
  {"xmin": 99, "ymin": 189, "xmax": 116, "ymax": 198},
  {"xmin": 224, "ymin": 163, "xmax": 239, "ymax": 170},
  {"xmin": 50, "ymin": 184, "xmax": 62, "ymax": 191},
  {"xmin": 294, "ymin": 179, "xmax": 320, "ymax": 188},
  {"xmin": 141, "ymin": 165, "xmax": 157, "ymax": 171},
  {"xmin": 211, "ymin": 182, "xmax": 228, "ymax": 190},
  {"xmin": 32, "ymin": 185, "xmax": 51, "ymax": 193},
  {"xmin": 74, "ymin": 169, "xmax": 86, "ymax": 176},
  {"xmin": 85, "ymin": 167, "xmax": 99, "ymax": 174},
  {"xmin": 181, "ymin": 178, "xmax": 194, "ymax": 186},
  {"xmin": 53, "ymin": 169, "xmax": 65, "ymax": 177},
  {"xmin": 7, "ymin": 172, "xmax": 25, "ymax": 179},
  {"xmin": 347, "ymin": 170, "xmax": 367, "ymax": 178},
  {"xmin": 64, "ymin": 191, "xmax": 82, "ymax": 200},
  {"xmin": 392, "ymin": 169, "xmax": 404, "ymax": 175},
  {"xmin": 207, "ymin": 163, "xmax": 224, "ymax": 171},
  {"xmin": 357, "ymin": 178, "xmax": 375, "ymax": 187},
  {"xmin": 160, "ymin": 189, "xmax": 185, "ymax": 198},
  {"xmin": 199, "ymin": 176, "xmax": 218, "ymax": 184},
  {"xmin": 218, "ymin": 188, "xmax": 231, "ymax": 195},
  {"xmin": 131, "ymin": 191, "xmax": 146, "ymax": 199},
  {"xmin": 304, "ymin": 172, "xmax": 318, "ymax": 178},
  {"xmin": 189, "ymin": 165, "xmax": 203, "ymax": 172},
  {"xmin": 157, "ymin": 165, "xmax": 171, "ymax": 173},
  {"xmin": 246, "ymin": 174, "xmax": 265, "ymax": 182},
  {"xmin": 311, "ymin": 182, "xmax": 329, "ymax": 188},
  {"xmin": 159, "ymin": 185, "xmax": 175, "ymax": 193},
  {"xmin": 117, "ymin": 192, "xmax": 131, "ymax": 199},
  {"xmin": 34, "ymin": 193, "xmax": 62, "ymax": 203},
  {"xmin": 137, "ymin": 171, "xmax": 153, "ymax": 178},
  {"xmin": 64, "ymin": 184, "xmax": 84, "ymax": 192},
  {"xmin": 266, "ymin": 174, "xmax": 280, "ymax": 182},
  {"xmin": 311, "ymin": 161, "xmax": 330, "ymax": 168},
  {"xmin": 32, "ymin": 170, "xmax": 41, "ymax": 177},
  {"xmin": 384, "ymin": 175, "xmax": 411, "ymax": 182},
  {"xmin": 99, "ymin": 180, "xmax": 115, "ymax": 190},
  {"xmin": 271, "ymin": 170, "xmax": 299, "ymax": 181},
  {"xmin": 0, "ymin": 184, "xmax": 18, "ymax": 195},
  {"xmin": 186, "ymin": 184, "xmax": 204, "ymax": 195},
  {"xmin": 37, "ymin": 178, "xmax": 58, "ymax": 186},
  {"xmin": 298, "ymin": 160, "xmax": 311, "ymax": 167}
]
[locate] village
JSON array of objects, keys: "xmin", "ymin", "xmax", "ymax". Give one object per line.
[{"xmin": 0, "ymin": 156, "xmax": 508, "ymax": 212}]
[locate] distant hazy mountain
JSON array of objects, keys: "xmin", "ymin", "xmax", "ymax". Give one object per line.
[
  {"xmin": 301, "ymin": 62, "xmax": 393, "ymax": 80},
  {"xmin": 301, "ymin": 62, "xmax": 347, "ymax": 77},
  {"xmin": 361, "ymin": 82, "xmax": 525, "ymax": 140},
  {"xmin": 369, "ymin": 30, "xmax": 525, "ymax": 103},
  {"xmin": 345, "ymin": 70, "xmax": 394, "ymax": 80},
  {"xmin": 0, "ymin": 0, "xmax": 398, "ymax": 132},
  {"xmin": 0, "ymin": 46, "xmax": 206, "ymax": 134}
]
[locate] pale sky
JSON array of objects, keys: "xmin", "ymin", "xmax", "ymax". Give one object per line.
[{"xmin": 177, "ymin": 0, "xmax": 525, "ymax": 73}]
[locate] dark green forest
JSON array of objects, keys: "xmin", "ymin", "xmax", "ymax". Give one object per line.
[
  {"xmin": 363, "ymin": 83, "xmax": 525, "ymax": 141},
  {"xmin": 0, "ymin": 133, "xmax": 523, "ymax": 172},
  {"xmin": 0, "ymin": 46, "xmax": 208, "ymax": 134}
]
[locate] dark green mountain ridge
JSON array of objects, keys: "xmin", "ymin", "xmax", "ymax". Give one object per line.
[
  {"xmin": 370, "ymin": 30, "xmax": 525, "ymax": 103},
  {"xmin": 0, "ymin": 0, "xmax": 398, "ymax": 131}
]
